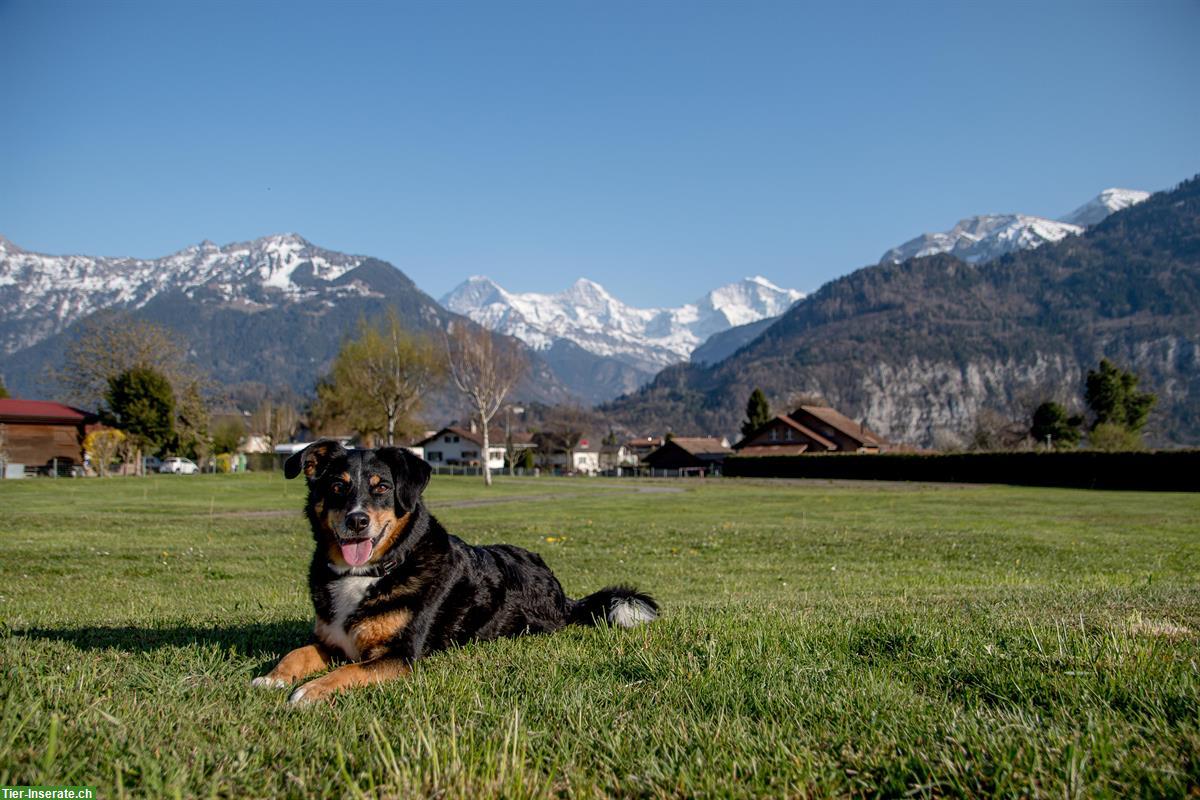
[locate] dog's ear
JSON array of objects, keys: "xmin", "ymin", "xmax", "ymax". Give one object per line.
[
  {"xmin": 284, "ymin": 439, "xmax": 348, "ymax": 480},
  {"xmin": 376, "ymin": 447, "xmax": 432, "ymax": 512}
]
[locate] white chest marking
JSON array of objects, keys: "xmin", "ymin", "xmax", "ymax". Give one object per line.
[{"xmin": 316, "ymin": 575, "xmax": 379, "ymax": 661}]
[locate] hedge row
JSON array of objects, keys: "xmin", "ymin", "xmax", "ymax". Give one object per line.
[{"xmin": 723, "ymin": 450, "xmax": 1200, "ymax": 491}]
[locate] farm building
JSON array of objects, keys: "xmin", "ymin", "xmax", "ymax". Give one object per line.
[
  {"xmin": 0, "ymin": 399, "xmax": 99, "ymax": 474},
  {"xmin": 734, "ymin": 405, "xmax": 886, "ymax": 455},
  {"xmin": 642, "ymin": 437, "xmax": 732, "ymax": 476}
]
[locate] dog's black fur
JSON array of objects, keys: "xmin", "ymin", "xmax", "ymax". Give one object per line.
[{"xmin": 254, "ymin": 440, "xmax": 657, "ymax": 704}]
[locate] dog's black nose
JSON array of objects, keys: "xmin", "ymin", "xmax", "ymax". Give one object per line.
[{"xmin": 346, "ymin": 512, "xmax": 370, "ymax": 534}]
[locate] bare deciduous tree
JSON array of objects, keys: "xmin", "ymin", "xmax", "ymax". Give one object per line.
[
  {"xmin": 250, "ymin": 399, "xmax": 300, "ymax": 449},
  {"xmin": 55, "ymin": 313, "xmax": 203, "ymax": 407},
  {"xmin": 445, "ymin": 323, "xmax": 527, "ymax": 486},
  {"xmin": 315, "ymin": 310, "xmax": 444, "ymax": 446},
  {"xmin": 55, "ymin": 312, "xmax": 212, "ymax": 458}
]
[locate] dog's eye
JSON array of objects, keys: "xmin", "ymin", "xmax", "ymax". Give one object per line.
[
  {"xmin": 372, "ymin": 482, "xmax": 391, "ymax": 495},
  {"xmin": 330, "ymin": 481, "xmax": 348, "ymax": 495}
]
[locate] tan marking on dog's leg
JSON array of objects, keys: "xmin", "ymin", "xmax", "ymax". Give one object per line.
[
  {"xmin": 288, "ymin": 657, "xmax": 411, "ymax": 705},
  {"xmin": 252, "ymin": 643, "xmax": 334, "ymax": 689},
  {"xmin": 353, "ymin": 609, "xmax": 413, "ymax": 659}
]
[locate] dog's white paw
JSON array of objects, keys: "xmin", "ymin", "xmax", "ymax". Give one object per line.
[
  {"xmin": 251, "ymin": 675, "xmax": 286, "ymax": 689},
  {"xmin": 287, "ymin": 684, "xmax": 313, "ymax": 706}
]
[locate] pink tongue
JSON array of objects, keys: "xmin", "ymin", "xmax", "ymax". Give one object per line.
[{"xmin": 339, "ymin": 538, "xmax": 374, "ymax": 566}]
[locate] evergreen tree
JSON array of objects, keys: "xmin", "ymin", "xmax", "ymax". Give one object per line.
[
  {"xmin": 104, "ymin": 367, "xmax": 176, "ymax": 472},
  {"xmin": 0, "ymin": 377, "xmax": 9, "ymax": 399},
  {"xmin": 741, "ymin": 388, "xmax": 771, "ymax": 437},
  {"xmin": 1085, "ymin": 359, "xmax": 1156, "ymax": 433},
  {"xmin": 1029, "ymin": 401, "xmax": 1081, "ymax": 450}
]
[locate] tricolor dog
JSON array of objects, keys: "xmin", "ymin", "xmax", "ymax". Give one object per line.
[{"xmin": 252, "ymin": 440, "xmax": 658, "ymax": 705}]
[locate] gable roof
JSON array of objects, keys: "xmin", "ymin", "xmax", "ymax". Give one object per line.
[
  {"xmin": 796, "ymin": 405, "xmax": 885, "ymax": 446},
  {"xmin": 668, "ymin": 437, "xmax": 732, "ymax": 456},
  {"xmin": 415, "ymin": 426, "xmax": 534, "ymax": 449},
  {"xmin": 0, "ymin": 399, "xmax": 94, "ymax": 424},
  {"xmin": 733, "ymin": 414, "xmax": 837, "ymax": 451}
]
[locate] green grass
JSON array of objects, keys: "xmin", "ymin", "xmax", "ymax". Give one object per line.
[{"xmin": 0, "ymin": 473, "xmax": 1197, "ymax": 798}]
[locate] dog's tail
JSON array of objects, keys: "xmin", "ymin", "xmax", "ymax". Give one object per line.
[{"xmin": 569, "ymin": 585, "xmax": 659, "ymax": 629}]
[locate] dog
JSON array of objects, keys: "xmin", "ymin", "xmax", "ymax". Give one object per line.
[{"xmin": 251, "ymin": 439, "xmax": 658, "ymax": 705}]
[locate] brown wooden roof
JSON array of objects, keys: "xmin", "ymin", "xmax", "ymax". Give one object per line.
[
  {"xmin": 797, "ymin": 405, "xmax": 886, "ymax": 446},
  {"xmin": 668, "ymin": 437, "xmax": 732, "ymax": 456}
]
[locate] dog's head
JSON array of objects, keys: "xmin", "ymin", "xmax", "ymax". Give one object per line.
[{"xmin": 284, "ymin": 440, "xmax": 432, "ymax": 568}]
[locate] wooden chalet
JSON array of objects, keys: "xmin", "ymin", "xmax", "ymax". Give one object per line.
[
  {"xmin": 0, "ymin": 398, "xmax": 99, "ymax": 471},
  {"xmin": 734, "ymin": 405, "xmax": 886, "ymax": 455},
  {"xmin": 642, "ymin": 437, "xmax": 732, "ymax": 476}
]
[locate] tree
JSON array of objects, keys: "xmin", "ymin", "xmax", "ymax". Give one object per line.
[
  {"xmin": 1029, "ymin": 401, "xmax": 1081, "ymax": 450},
  {"xmin": 1085, "ymin": 359, "xmax": 1156, "ymax": 434},
  {"xmin": 211, "ymin": 418, "xmax": 246, "ymax": 456},
  {"xmin": 445, "ymin": 323, "xmax": 528, "ymax": 486},
  {"xmin": 0, "ymin": 377, "xmax": 9, "ymax": 399},
  {"xmin": 968, "ymin": 408, "xmax": 1029, "ymax": 451},
  {"xmin": 314, "ymin": 310, "xmax": 443, "ymax": 446},
  {"xmin": 741, "ymin": 388, "xmax": 771, "ymax": 438},
  {"xmin": 104, "ymin": 367, "xmax": 176, "ymax": 475},
  {"xmin": 83, "ymin": 428, "xmax": 126, "ymax": 477},
  {"xmin": 1088, "ymin": 422, "xmax": 1146, "ymax": 452},
  {"xmin": 537, "ymin": 404, "xmax": 596, "ymax": 474},
  {"xmin": 250, "ymin": 398, "xmax": 299, "ymax": 449},
  {"xmin": 57, "ymin": 313, "xmax": 210, "ymax": 452}
]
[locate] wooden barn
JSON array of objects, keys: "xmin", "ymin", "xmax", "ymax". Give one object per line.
[
  {"xmin": 642, "ymin": 437, "xmax": 732, "ymax": 476},
  {"xmin": 734, "ymin": 405, "xmax": 886, "ymax": 455},
  {"xmin": 0, "ymin": 399, "xmax": 98, "ymax": 473}
]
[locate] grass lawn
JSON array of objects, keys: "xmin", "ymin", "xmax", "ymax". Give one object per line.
[{"xmin": 0, "ymin": 472, "xmax": 1197, "ymax": 797}]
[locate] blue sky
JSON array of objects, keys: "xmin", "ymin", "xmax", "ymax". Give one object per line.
[{"xmin": 2, "ymin": 1, "xmax": 1197, "ymax": 306}]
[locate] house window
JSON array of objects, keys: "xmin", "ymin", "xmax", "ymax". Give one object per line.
[
  {"xmin": 769, "ymin": 429, "xmax": 778, "ymax": 442},
  {"xmin": 785, "ymin": 429, "xmax": 793, "ymax": 441},
  {"xmin": 463, "ymin": 450, "xmax": 478, "ymax": 458},
  {"xmin": 426, "ymin": 451, "xmax": 443, "ymax": 463}
]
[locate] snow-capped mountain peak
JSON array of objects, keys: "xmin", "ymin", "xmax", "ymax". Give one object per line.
[
  {"xmin": 0, "ymin": 233, "xmax": 379, "ymax": 356},
  {"xmin": 440, "ymin": 275, "xmax": 805, "ymax": 372},
  {"xmin": 1059, "ymin": 188, "xmax": 1151, "ymax": 227},
  {"xmin": 880, "ymin": 186, "xmax": 1150, "ymax": 265}
]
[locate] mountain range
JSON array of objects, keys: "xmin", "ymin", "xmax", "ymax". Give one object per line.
[
  {"xmin": 441, "ymin": 275, "xmax": 803, "ymax": 401},
  {"xmin": 601, "ymin": 178, "xmax": 1198, "ymax": 448},
  {"xmin": 0, "ymin": 234, "xmax": 571, "ymax": 412},
  {"xmin": 879, "ymin": 188, "xmax": 1149, "ymax": 265},
  {"xmin": 1, "ymin": 180, "xmax": 1192, "ymax": 449}
]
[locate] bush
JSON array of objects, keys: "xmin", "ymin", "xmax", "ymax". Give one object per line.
[{"xmin": 1088, "ymin": 422, "xmax": 1145, "ymax": 452}]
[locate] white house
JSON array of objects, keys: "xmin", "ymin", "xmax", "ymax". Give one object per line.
[
  {"xmin": 415, "ymin": 425, "xmax": 534, "ymax": 471},
  {"xmin": 544, "ymin": 437, "xmax": 602, "ymax": 475}
]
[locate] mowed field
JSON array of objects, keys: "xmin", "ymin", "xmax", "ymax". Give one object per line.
[{"xmin": 0, "ymin": 473, "xmax": 1197, "ymax": 798}]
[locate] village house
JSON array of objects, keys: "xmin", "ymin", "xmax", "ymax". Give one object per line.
[
  {"xmin": 624, "ymin": 436, "xmax": 663, "ymax": 461},
  {"xmin": 543, "ymin": 436, "xmax": 603, "ymax": 475},
  {"xmin": 416, "ymin": 423, "xmax": 535, "ymax": 471},
  {"xmin": 734, "ymin": 405, "xmax": 886, "ymax": 455},
  {"xmin": 0, "ymin": 398, "xmax": 99, "ymax": 476},
  {"xmin": 642, "ymin": 437, "xmax": 732, "ymax": 476},
  {"xmin": 599, "ymin": 440, "xmax": 640, "ymax": 474}
]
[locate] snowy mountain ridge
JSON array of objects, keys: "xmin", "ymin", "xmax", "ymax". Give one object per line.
[
  {"xmin": 0, "ymin": 233, "xmax": 379, "ymax": 355},
  {"xmin": 880, "ymin": 187, "xmax": 1149, "ymax": 265},
  {"xmin": 440, "ymin": 275, "xmax": 804, "ymax": 372}
]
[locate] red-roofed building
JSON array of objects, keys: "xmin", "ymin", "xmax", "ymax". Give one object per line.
[{"xmin": 0, "ymin": 399, "xmax": 99, "ymax": 473}]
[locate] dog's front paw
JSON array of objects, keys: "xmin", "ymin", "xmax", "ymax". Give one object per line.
[
  {"xmin": 288, "ymin": 677, "xmax": 334, "ymax": 706},
  {"xmin": 251, "ymin": 675, "xmax": 287, "ymax": 689}
]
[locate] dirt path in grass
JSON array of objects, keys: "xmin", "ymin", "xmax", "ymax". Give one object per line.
[{"xmin": 210, "ymin": 484, "xmax": 685, "ymax": 517}]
